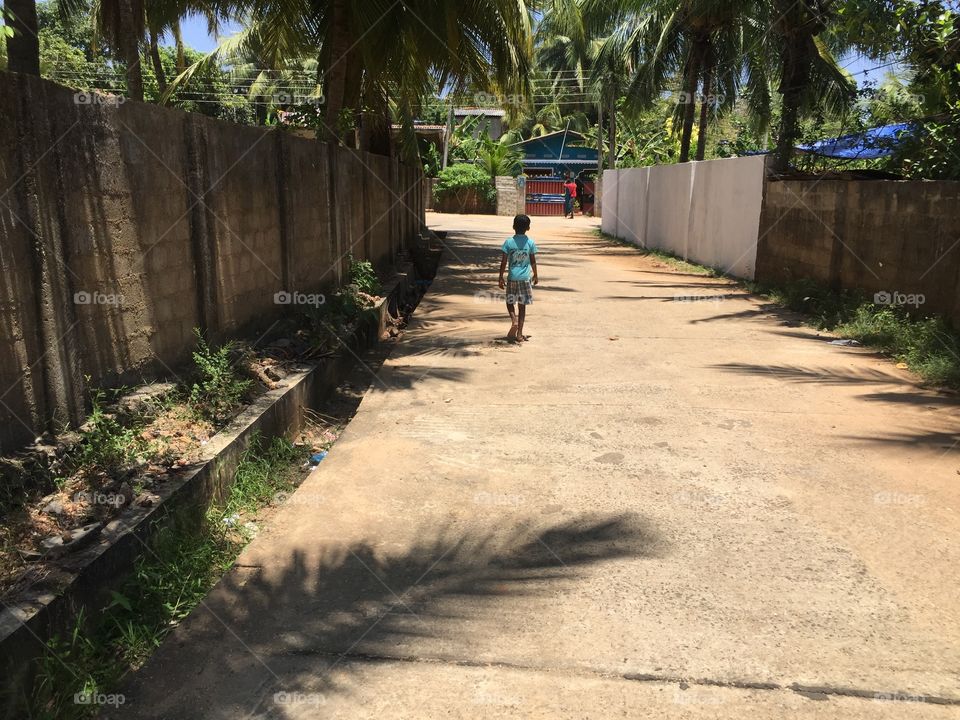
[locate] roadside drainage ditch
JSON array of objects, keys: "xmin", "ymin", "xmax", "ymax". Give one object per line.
[{"xmin": 0, "ymin": 244, "xmax": 443, "ymax": 714}]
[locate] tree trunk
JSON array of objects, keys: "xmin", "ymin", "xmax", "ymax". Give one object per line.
[
  {"xmin": 149, "ymin": 30, "xmax": 167, "ymax": 95},
  {"xmin": 679, "ymin": 39, "xmax": 705, "ymax": 163},
  {"xmin": 597, "ymin": 98, "xmax": 604, "ymax": 169},
  {"xmin": 596, "ymin": 98, "xmax": 603, "ymax": 215},
  {"xmin": 773, "ymin": 33, "xmax": 812, "ymax": 172},
  {"xmin": 364, "ymin": 86, "xmax": 392, "ymax": 156},
  {"xmin": 695, "ymin": 45, "xmax": 713, "ymax": 161},
  {"xmin": 172, "ymin": 20, "xmax": 186, "ymax": 74},
  {"xmin": 607, "ymin": 88, "xmax": 616, "ymax": 170},
  {"xmin": 322, "ymin": 0, "xmax": 351, "ymax": 143},
  {"xmin": 117, "ymin": 0, "xmax": 144, "ymax": 101},
  {"xmin": 6, "ymin": 0, "xmax": 40, "ymax": 75}
]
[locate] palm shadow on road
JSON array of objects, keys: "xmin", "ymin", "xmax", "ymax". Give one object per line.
[{"xmin": 112, "ymin": 512, "xmax": 662, "ymax": 720}]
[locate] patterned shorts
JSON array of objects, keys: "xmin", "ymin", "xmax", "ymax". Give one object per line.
[{"xmin": 506, "ymin": 280, "xmax": 533, "ymax": 305}]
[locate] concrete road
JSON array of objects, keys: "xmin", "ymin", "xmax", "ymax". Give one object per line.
[{"xmin": 113, "ymin": 214, "xmax": 960, "ymax": 719}]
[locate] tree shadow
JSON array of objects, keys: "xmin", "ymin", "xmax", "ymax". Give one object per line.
[
  {"xmin": 110, "ymin": 512, "xmax": 662, "ymax": 719},
  {"xmin": 711, "ymin": 362, "xmax": 905, "ymax": 385},
  {"xmin": 688, "ymin": 308, "xmax": 772, "ymax": 324}
]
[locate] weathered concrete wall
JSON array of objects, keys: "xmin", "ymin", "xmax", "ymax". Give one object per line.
[
  {"xmin": 495, "ymin": 176, "xmax": 524, "ymax": 216},
  {"xmin": 757, "ymin": 179, "xmax": 960, "ymax": 324},
  {"xmin": 0, "ymin": 71, "xmax": 423, "ymax": 452},
  {"xmin": 601, "ymin": 157, "xmax": 764, "ymax": 277},
  {"xmin": 603, "ymin": 158, "xmax": 960, "ymax": 323}
]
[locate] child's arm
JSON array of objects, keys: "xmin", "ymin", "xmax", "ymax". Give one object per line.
[
  {"xmin": 530, "ymin": 253, "xmax": 539, "ymax": 285},
  {"xmin": 498, "ymin": 252, "xmax": 508, "ymax": 288}
]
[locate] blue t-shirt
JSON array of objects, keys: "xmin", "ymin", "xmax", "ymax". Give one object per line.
[{"xmin": 502, "ymin": 235, "xmax": 537, "ymax": 281}]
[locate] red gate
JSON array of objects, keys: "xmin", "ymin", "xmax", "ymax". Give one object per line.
[{"xmin": 525, "ymin": 179, "xmax": 565, "ymax": 216}]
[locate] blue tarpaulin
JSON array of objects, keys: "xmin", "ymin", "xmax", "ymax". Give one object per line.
[{"xmin": 796, "ymin": 122, "xmax": 914, "ymax": 159}]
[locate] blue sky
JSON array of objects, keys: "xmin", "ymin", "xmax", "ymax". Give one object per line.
[{"xmin": 177, "ymin": 13, "xmax": 242, "ymax": 53}]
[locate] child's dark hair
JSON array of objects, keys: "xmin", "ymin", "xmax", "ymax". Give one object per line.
[{"xmin": 513, "ymin": 214, "xmax": 531, "ymax": 234}]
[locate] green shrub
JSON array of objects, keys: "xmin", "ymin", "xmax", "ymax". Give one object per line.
[
  {"xmin": 348, "ymin": 254, "xmax": 381, "ymax": 295},
  {"xmin": 433, "ymin": 162, "xmax": 496, "ymax": 208},
  {"xmin": 187, "ymin": 330, "xmax": 252, "ymax": 424}
]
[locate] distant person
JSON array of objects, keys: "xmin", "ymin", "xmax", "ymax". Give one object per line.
[
  {"xmin": 563, "ymin": 176, "xmax": 577, "ymax": 218},
  {"xmin": 498, "ymin": 213, "xmax": 539, "ymax": 343}
]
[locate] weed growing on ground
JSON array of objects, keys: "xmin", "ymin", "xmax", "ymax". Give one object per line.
[
  {"xmin": 594, "ymin": 229, "xmax": 720, "ymax": 276},
  {"xmin": 746, "ymin": 278, "xmax": 960, "ymax": 389},
  {"xmin": 76, "ymin": 388, "xmax": 150, "ymax": 481},
  {"xmin": 598, "ymin": 229, "xmax": 960, "ymax": 390},
  {"xmin": 187, "ymin": 329, "xmax": 253, "ymax": 424},
  {"xmin": 24, "ymin": 435, "xmax": 307, "ymax": 719},
  {"xmin": 224, "ymin": 435, "xmax": 305, "ymax": 517}
]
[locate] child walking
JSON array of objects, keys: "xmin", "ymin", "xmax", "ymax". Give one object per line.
[{"xmin": 498, "ymin": 214, "xmax": 539, "ymax": 342}]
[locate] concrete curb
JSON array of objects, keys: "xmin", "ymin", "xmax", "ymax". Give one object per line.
[{"xmin": 0, "ymin": 262, "xmax": 429, "ymax": 704}]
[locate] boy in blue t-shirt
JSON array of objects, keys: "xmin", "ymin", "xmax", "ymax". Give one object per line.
[{"xmin": 498, "ymin": 214, "xmax": 539, "ymax": 343}]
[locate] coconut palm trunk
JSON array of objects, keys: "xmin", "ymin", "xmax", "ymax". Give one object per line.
[
  {"xmin": 773, "ymin": 32, "xmax": 812, "ymax": 171},
  {"xmin": 322, "ymin": 0, "xmax": 351, "ymax": 143},
  {"xmin": 695, "ymin": 45, "xmax": 713, "ymax": 161},
  {"xmin": 607, "ymin": 87, "xmax": 616, "ymax": 169},
  {"xmin": 597, "ymin": 97, "xmax": 604, "ymax": 168},
  {"xmin": 679, "ymin": 39, "xmax": 706, "ymax": 163},
  {"xmin": 172, "ymin": 20, "xmax": 186, "ymax": 74},
  {"xmin": 5, "ymin": 0, "xmax": 40, "ymax": 75},
  {"xmin": 149, "ymin": 29, "xmax": 167, "ymax": 94},
  {"xmin": 117, "ymin": 0, "xmax": 144, "ymax": 100}
]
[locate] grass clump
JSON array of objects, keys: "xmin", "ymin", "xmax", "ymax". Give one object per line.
[
  {"xmin": 596, "ymin": 228, "xmax": 960, "ymax": 390},
  {"xmin": 750, "ymin": 278, "xmax": 960, "ymax": 390},
  {"xmin": 24, "ymin": 434, "xmax": 307, "ymax": 719},
  {"xmin": 594, "ymin": 229, "xmax": 720, "ymax": 276},
  {"xmin": 224, "ymin": 435, "xmax": 304, "ymax": 516},
  {"xmin": 75, "ymin": 389, "xmax": 151, "ymax": 480}
]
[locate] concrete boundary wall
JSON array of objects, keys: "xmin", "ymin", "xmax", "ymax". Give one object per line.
[
  {"xmin": 0, "ymin": 72, "xmax": 424, "ymax": 452},
  {"xmin": 601, "ymin": 156, "xmax": 765, "ymax": 278},
  {"xmin": 757, "ymin": 178, "xmax": 960, "ymax": 326},
  {"xmin": 602, "ymin": 155, "xmax": 960, "ymax": 326}
]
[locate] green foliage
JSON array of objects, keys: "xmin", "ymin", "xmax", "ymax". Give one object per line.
[
  {"xmin": 187, "ymin": 330, "xmax": 252, "ymax": 424},
  {"xmin": 76, "ymin": 388, "xmax": 148, "ymax": 480},
  {"xmin": 475, "ymin": 138, "xmax": 523, "ymax": 179},
  {"xmin": 27, "ymin": 434, "xmax": 307, "ymax": 718},
  {"xmin": 419, "ymin": 139, "xmax": 443, "ymax": 177},
  {"xmin": 836, "ymin": 306, "xmax": 960, "ymax": 387},
  {"xmin": 882, "ymin": 108, "xmax": 960, "ymax": 181},
  {"xmin": 447, "ymin": 116, "xmax": 484, "ymax": 164},
  {"xmin": 348, "ymin": 254, "xmax": 382, "ymax": 295},
  {"xmin": 759, "ymin": 278, "xmax": 866, "ymax": 329},
  {"xmin": 753, "ymin": 278, "xmax": 960, "ymax": 389},
  {"xmin": 433, "ymin": 163, "xmax": 497, "ymax": 206}
]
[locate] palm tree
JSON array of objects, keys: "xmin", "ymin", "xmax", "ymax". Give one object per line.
[
  {"xmin": 475, "ymin": 136, "xmax": 523, "ymax": 180},
  {"xmin": 537, "ymin": 0, "xmax": 627, "ymax": 167},
  {"xmin": 57, "ymin": 0, "xmax": 226, "ymax": 102},
  {"xmin": 770, "ymin": 0, "xmax": 856, "ymax": 170},
  {"xmin": 604, "ymin": 0, "xmax": 770, "ymax": 163},
  {"xmin": 171, "ymin": 0, "xmax": 533, "ymax": 150},
  {"xmin": 55, "ymin": 0, "xmax": 146, "ymax": 100},
  {"xmin": 5, "ymin": 0, "xmax": 41, "ymax": 75}
]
